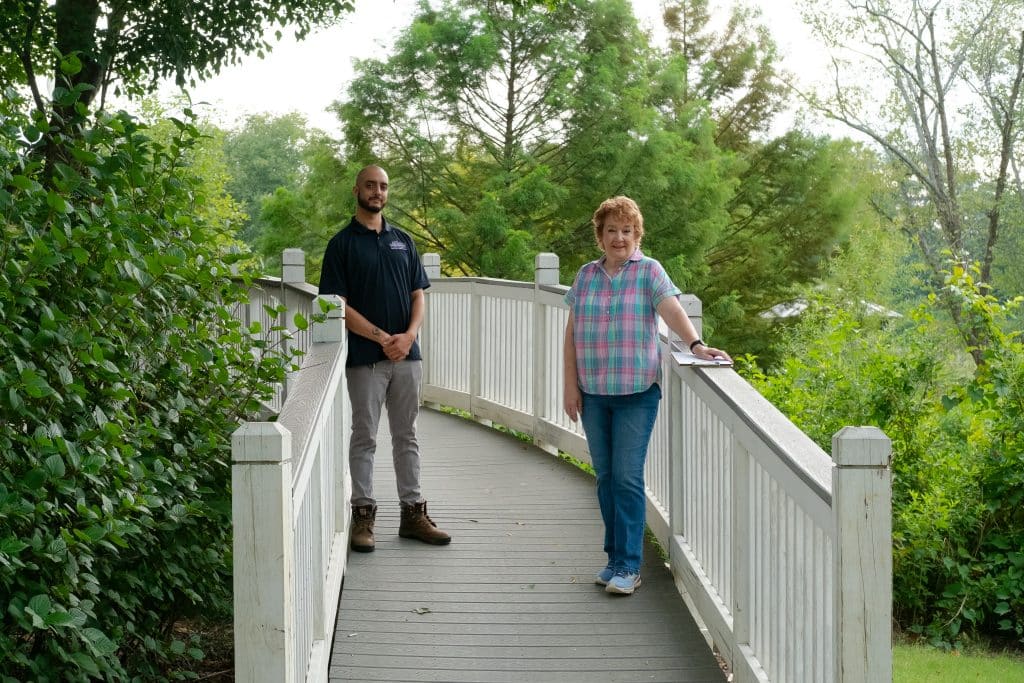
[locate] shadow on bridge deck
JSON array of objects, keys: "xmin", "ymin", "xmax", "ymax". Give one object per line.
[{"xmin": 329, "ymin": 407, "xmax": 727, "ymax": 683}]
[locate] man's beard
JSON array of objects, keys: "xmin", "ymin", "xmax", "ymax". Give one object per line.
[{"xmin": 357, "ymin": 195, "xmax": 384, "ymax": 213}]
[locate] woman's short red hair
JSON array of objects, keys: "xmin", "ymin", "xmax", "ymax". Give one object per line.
[{"xmin": 591, "ymin": 196, "xmax": 644, "ymax": 243}]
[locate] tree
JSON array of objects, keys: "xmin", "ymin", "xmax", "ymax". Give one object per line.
[
  {"xmin": 799, "ymin": 0, "xmax": 1024, "ymax": 366},
  {"xmin": 130, "ymin": 97, "xmax": 251, "ymax": 249},
  {"xmin": 0, "ymin": 91, "xmax": 301, "ymax": 679},
  {"xmin": 745, "ymin": 262, "xmax": 1024, "ymax": 647},
  {"xmin": 662, "ymin": 0, "xmax": 789, "ymax": 150},
  {"xmin": 0, "ymin": 1, "xmax": 353, "ymax": 676},
  {"xmin": 656, "ymin": 0, "xmax": 860, "ymax": 360},
  {"xmin": 222, "ymin": 112, "xmax": 312, "ymax": 243},
  {"xmin": 335, "ymin": 0, "xmax": 734, "ymax": 285},
  {"xmin": 0, "ymin": 0, "xmax": 354, "ymax": 115},
  {"xmin": 255, "ymin": 134, "xmax": 355, "ymax": 278},
  {"xmin": 701, "ymin": 133, "xmax": 868, "ymax": 361}
]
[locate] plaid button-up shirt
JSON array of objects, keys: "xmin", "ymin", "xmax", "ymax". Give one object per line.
[{"xmin": 565, "ymin": 250, "xmax": 681, "ymax": 396}]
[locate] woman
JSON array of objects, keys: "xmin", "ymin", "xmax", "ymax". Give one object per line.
[{"xmin": 563, "ymin": 196, "xmax": 730, "ymax": 595}]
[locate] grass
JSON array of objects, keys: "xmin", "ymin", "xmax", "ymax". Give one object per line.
[{"xmin": 895, "ymin": 642, "xmax": 1024, "ymax": 682}]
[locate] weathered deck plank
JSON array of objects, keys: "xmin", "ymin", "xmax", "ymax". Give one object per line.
[{"xmin": 329, "ymin": 407, "xmax": 726, "ymax": 683}]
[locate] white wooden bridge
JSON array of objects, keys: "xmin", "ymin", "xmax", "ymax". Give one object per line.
[{"xmin": 229, "ymin": 249, "xmax": 893, "ymax": 683}]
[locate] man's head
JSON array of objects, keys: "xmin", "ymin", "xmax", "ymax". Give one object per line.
[{"xmin": 354, "ymin": 165, "xmax": 389, "ymax": 214}]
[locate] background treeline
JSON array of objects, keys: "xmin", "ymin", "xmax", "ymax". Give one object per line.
[{"xmin": 1, "ymin": 0, "xmax": 1022, "ymax": 678}]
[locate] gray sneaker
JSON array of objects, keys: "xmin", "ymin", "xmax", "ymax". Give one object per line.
[
  {"xmin": 605, "ymin": 571, "xmax": 641, "ymax": 595},
  {"xmin": 595, "ymin": 566, "xmax": 615, "ymax": 586}
]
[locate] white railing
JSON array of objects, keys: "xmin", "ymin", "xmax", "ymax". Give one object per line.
[
  {"xmin": 231, "ymin": 249, "xmax": 351, "ymax": 683},
  {"xmin": 230, "ymin": 248, "xmax": 892, "ymax": 683}
]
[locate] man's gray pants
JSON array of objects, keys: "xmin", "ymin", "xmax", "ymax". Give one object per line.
[{"xmin": 346, "ymin": 360, "xmax": 423, "ymax": 507}]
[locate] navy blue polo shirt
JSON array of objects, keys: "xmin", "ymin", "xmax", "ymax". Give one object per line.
[{"xmin": 318, "ymin": 216, "xmax": 430, "ymax": 367}]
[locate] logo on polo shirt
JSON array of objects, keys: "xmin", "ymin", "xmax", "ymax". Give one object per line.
[{"xmin": 388, "ymin": 240, "xmax": 408, "ymax": 251}]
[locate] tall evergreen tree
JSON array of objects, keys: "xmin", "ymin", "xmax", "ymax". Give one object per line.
[
  {"xmin": 653, "ymin": 0, "xmax": 861, "ymax": 359},
  {"xmin": 335, "ymin": 0, "xmax": 733, "ymax": 285}
]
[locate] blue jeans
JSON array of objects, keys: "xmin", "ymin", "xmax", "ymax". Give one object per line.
[{"xmin": 580, "ymin": 383, "xmax": 661, "ymax": 574}]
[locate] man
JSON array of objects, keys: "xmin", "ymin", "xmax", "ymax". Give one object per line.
[{"xmin": 318, "ymin": 164, "xmax": 451, "ymax": 552}]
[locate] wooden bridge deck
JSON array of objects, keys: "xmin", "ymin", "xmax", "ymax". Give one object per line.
[{"xmin": 329, "ymin": 407, "xmax": 727, "ymax": 683}]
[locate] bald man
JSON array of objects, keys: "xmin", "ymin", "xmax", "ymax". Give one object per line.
[{"xmin": 319, "ymin": 165, "xmax": 451, "ymax": 552}]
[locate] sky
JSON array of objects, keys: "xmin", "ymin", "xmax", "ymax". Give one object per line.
[{"xmin": 166, "ymin": 0, "xmax": 828, "ymax": 136}]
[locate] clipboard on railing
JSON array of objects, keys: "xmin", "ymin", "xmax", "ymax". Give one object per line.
[
  {"xmin": 660, "ymin": 319, "xmax": 733, "ymax": 367},
  {"xmin": 670, "ymin": 350, "xmax": 733, "ymax": 367}
]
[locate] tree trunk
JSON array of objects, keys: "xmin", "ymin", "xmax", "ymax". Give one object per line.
[{"xmin": 53, "ymin": 0, "xmax": 103, "ymax": 115}]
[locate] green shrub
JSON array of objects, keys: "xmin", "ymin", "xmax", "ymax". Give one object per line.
[
  {"xmin": 0, "ymin": 90, "xmax": 296, "ymax": 680},
  {"xmin": 742, "ymin": 266, "xmax": 1024, "ymax": 649}
]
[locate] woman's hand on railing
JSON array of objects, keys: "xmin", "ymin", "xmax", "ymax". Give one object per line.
[{"xmin": 691, "ymin": 343, "xmax": 732, "ymax": 363}]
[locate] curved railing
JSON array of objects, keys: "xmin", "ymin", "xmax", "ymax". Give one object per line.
[
  {"xmin": 231, "ymin": 249, "xmax": 893, "ymax": 683},
  {"xmin": 231, "ymin": 248, "xmax": 351, "ymax": 683}
]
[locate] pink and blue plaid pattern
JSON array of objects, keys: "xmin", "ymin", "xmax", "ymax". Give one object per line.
[{"xmin": 565, "ymin": 250, "xmax": 681, "ymax": 396}]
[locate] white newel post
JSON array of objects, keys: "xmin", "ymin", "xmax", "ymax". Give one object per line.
[
  {"xmin": 313, "ymin": 294, "xmax": 345, "ymax": 343},
  {"xmin": 282, "ymin": 248, "xmax": 306, "ymax": 284},
  {"xmin": 534, "ymin": 252, "xmax": 559, "ymax": 286},
  {"xmin": 422, "ymin": 252, "xmax": 441, "ymax": 280},
  {"xmin": 679, "ymin": 293, "xmax": 702, "ymax": 339},
  {"xmin": 421, "ymin": 254, "xmax": 440, "ymax": 410},
  {"xmin": 232, "ymin": 422, "xmax": 295, "ymax": 683},
  {"xmin": 281, "ymin": 249, "xmax": 307, "ymax": 400},
  {"xmin": 832, "ymin": 426, "xmax": 892, "ymax": 683},
  {"xmin": 533, "ymin": 253, "xmax": 559, "ymax": 454}
]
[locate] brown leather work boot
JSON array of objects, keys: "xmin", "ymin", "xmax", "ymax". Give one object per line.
[
  {"xmin": 399, "ymin": 501, "xmax": 452, "ymax": 545},
  {"xmin": 350, "ymin": 504, "xmax": 377, "ymax": 553}
]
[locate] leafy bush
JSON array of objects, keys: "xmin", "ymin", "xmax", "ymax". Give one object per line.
[
  {"xmin": 0, "ymin": 89, "xmax": 295, "ymax": 680},
  {"xmin": 742, "ymin": 265, "xmax": 1024, "ymax": 649}
]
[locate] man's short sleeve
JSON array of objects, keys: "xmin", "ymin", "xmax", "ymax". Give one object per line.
[
  {"xmin": 407, "ymin": 238, "xmax": 430, "ymax": 292},
  {"xmin": 318, "ymin": 233, "xmax": 347, "ymax": 298}
]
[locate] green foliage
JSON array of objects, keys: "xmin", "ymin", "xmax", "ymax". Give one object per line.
[
  {"xmin": 743, "ymin": 262, "xmax": 1024, "ymax": 648},
  {"xmin": 222, "ymin": 112, "xmax": 311, "ymax": 243},
  {"xmin": 336, "ymin": 0, "xmax": 613, "ymax": 280},
  {"xmin": 802, "ymin": 0, "xmax": 1024, "ymax": 365},
  {"xmin": 332, "ymin": 0, "xmax": 856, "ymax": 355},
  {"xmin": 662, "ymin": 0, "xmax": 789, "ymax": 149},
  {"xmin": 0, "ymin": 90, "xmax": 298, "ymax": 680},
  {"xmin": 702, "ymin": 134, "xmax": 866, "ymax": 361},
  {"xmin": 139, "ymin": 101, "xmax": 250, "ymax": 253},
  {"xmin": 254, "ymin": 138, "xmax": 355, "ymax": 281},
  {"xmin": 655, "ymin": 1, "xmax": 863, "ymax": 357},
  {"xmin": 333, "ymin": 0, "xmax": 734, "ymax": 283},
  {"xmin": 1, "ymin": 0, "xmax": 355, "ymax": 108}
]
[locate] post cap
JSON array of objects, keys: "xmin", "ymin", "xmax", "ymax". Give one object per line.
[{"xmin": 832, "ymin": 426, "xmax": 891, "ymax": 466}]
